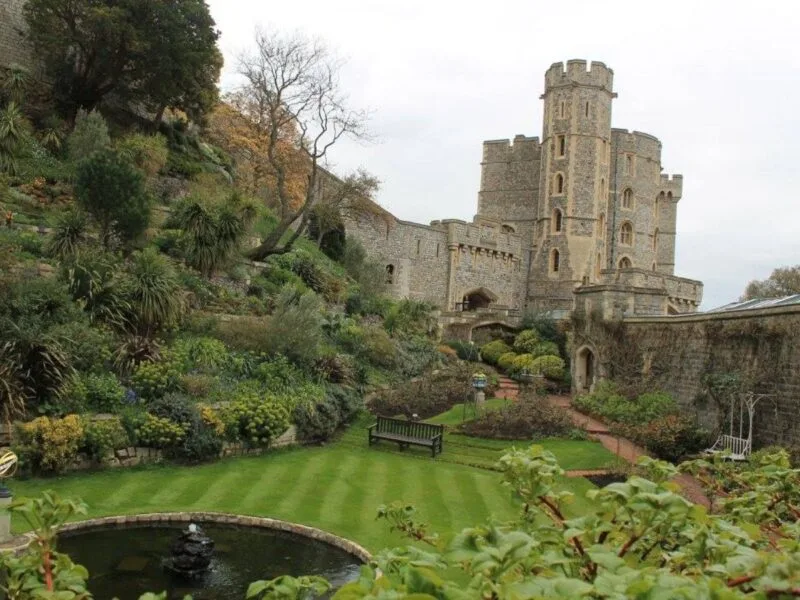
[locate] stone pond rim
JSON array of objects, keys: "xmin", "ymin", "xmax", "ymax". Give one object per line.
[{"xmin": 5, "ymin": 512, "xmax": 373, "ymax": 563}]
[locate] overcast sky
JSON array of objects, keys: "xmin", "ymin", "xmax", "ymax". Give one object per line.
[{"xmin": 207, "ymin": 0, "xmax": 800, "ymax": 309}]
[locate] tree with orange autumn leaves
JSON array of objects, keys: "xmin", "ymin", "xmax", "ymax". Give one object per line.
[{"xmin": 208, "ymin": 30, "xmax": 375, "ymax": 260}]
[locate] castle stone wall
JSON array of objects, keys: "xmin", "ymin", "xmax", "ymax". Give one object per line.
[
  {"xmin": 575, "ymin": 305, "xmax": 800, "ymax": 450},
  {"xmin": 0, "ymin": 0, "xmax": 33, "ymax": 70}
]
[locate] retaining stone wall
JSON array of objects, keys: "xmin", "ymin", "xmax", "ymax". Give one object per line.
[{"xmin": 575, "ymin": 305, "xmax": 800, "ymax": 449}]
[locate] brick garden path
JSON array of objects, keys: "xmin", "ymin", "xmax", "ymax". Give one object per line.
[
  {"xmin": 548, "ymin": 395, "xmax": 711, "ymax": 507},
  {"xmin": 495, "ymin": 376, "xmax": 519, "ymax": 399}
]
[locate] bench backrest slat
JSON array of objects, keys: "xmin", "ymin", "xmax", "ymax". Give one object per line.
[{"xmin": 375, "ymin": 416, "xmax": 443, "ymax": 439}]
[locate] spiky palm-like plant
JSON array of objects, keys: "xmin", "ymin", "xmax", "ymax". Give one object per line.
[
  {"xmin": 0, "ymin": 102, "xmax": 29, "ymax": 175},
  {"xmin": 46, "ymin": 210, "xmax": 88, "ymax": 259},
  {"xmin": 173, "ymin": 192, "xmax": 256, "ymax": 278},
  {"xmin": 123, "ymin": 248, "xmax": 184, "ymax": 337}
]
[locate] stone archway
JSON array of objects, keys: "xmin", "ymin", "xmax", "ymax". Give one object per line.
[
  {"xmin": 574, "ymin": 345, "xmax": 597, "ymax": 393},
  {"xmin": 461, "ymin": 287, "xmax": 498, "ymax": 311}
]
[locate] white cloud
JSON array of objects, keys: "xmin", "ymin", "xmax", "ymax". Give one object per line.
[{"xmin": 207, "ymin": 0, "xmax": 800, "ymax": 309}]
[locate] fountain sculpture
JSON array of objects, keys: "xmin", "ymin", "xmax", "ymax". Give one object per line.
[{"xmin": 164, "ymin": 523, "xmax": 215, "ymax": 578}]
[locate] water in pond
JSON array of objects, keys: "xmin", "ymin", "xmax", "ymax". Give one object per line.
[{"xmin": 59, "ymin": 524, "xmax": 363, "ymax": 600}]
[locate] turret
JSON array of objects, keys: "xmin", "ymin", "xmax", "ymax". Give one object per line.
[{"xmin": 535, "ymin": 59, "xmax": 616, "ymax": 292}]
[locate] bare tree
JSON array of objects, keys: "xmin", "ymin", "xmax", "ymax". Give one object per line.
[
  {"xmin": 236, "ymin": 30, "xmax": 370, "ymax": 260},
  {"xmin": 310, "ymin": 169, "xmax": 385, "ymax": 246}
]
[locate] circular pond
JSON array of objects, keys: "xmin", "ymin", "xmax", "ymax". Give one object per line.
[{"xmin": 59, "ymin": 522, "xmax": 364, "ymax": 600}]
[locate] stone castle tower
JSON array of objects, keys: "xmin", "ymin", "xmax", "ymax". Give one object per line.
[{"xmin": 345, "ymin": 60, "xmax": 702, "ymax": 326}]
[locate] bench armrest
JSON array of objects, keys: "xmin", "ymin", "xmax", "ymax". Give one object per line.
[{"xmin": 367, "ymin": 423, "xmax": 377, "ymax": 432}]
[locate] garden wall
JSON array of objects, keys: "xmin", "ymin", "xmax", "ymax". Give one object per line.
[{"xmin": 573, "ymin": 303, "xmax": 800, "ymax": 449}]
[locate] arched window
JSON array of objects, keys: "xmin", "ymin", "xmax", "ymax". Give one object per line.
[
  {"xmin": 667, "ymin": 191, "xmax": 673, "ymax": 201},
  {"xmin": 596, "ymin": 253, "xmax": 602, "ymax": 279},
  {"xmin": 626, "ymin": 155, "xmax": 633, "ymax": 175},
  {"xmin": 385, "ymin": 264, "xmax": 395, "ymax": 284},
  {"xmin": 622, "ymin": 188, "xmax": 634, "ymax": 209},
  {"xmin": 555, "ymin": 173, "xmax": 564, "ymax": 195},
  {"xmin": 553, "ymin": 208, "xmax": 563, "ymax": 233},
  {"xmin": 652, "ymin": 262, "xmax": 657, "ymax": 271},
  {"xmin": 598, "ymin": 213, "xmax": 605, "ymax": 239},
  {"xmin": 653, "ymin": 228, "xmax": 659, "ymax": 251},
  {"xmin": 551, "ymin": 249, "xmax": 560, "ymax": 273},
  {"xmin": 620, "ymin": 222, "xmax": 633, "ymax": 245},
  {"xmin": 557, "ymin": 135, "xmax": 566, "ymax": 157},
  {"xmin": 619, "ymin": 257, "xmax": 632, "ymax": 269},
  {"xmin": 501, "ymin": 224, "xmax": 515, "ymax": 234}
]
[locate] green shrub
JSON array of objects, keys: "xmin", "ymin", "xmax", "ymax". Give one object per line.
[
  {"xmin": 81, "ymin": 417, "xmax": 130, "ymax": 462},
  {"xmin": 338, "ymin": 324, "xmax": 397, "ymax": 369},
  {"xmin": 222, "ymin": 393, "xmax": 290, "ymax": 447},
  {"xmin": 384, "ymin": 299, "xmax": 436, "ymax": 338},
  {"xmin": 510, "ymin": 353, "xmax": 535, "ymax": 376},
  {"xmin": 147, "ymin": 392, "xmax": 197, "ymax": 426},
  {"xmin": 614, "ymin": 415, "xmax": 712, "ymax": 462},
  {"xmin": 134, "ymin": 413, "xmax": 186, "ymax": 448},
  {"xmin": 444, "ymin": 340, "xmax": 480, "ymax": 362},
  {"xmin": 130, "ymin": 358, "xmax": 182, "ymax": 399},
  {"xmin": 53, "ymin": 322, "xmax": 114, "ymax": 374},
  {"xmin": 530, "ymin": 340, "xmax": 560, "ymax": 359},
  {"xmin": 480, "ymin": 340, "xmax": 512, "ymax": 366},
  {"xmin": 497, "ymin": 352, "xmax": 518, "ymax": 372},
  {"xmin": 513, "ymin": 329, "xmax": 540, "ymax": 354},
  {"xmin": 178, "ymin": 422, "xmax": 223, "ymax": 462},
  {"xmin": 396, "ymin": 337, "xmax": 440, "ymax": 378},
  {"xmin": 368, "ymin": 362, "xmax": 483, "ymax": 420},
  {"xmin": 529, "ymin": 355, "xmax": 566, "ymax": 381},
  {"xmin": 574, "ymin": 383, "xmax": 678, "ymax": 426},
  {"xmin": 458, "ymin": 393, "xmax": 575, "ymax": 440},
  {"xmin": 115, "ymin": 133, "xmax": 168, "ymax": 180},
  {"xmin": 74, "ymin": 150, "xmax": 150, "ymax": 247},
  {"xmin": 16, "ymin": 415, "xmax": 84, "ymax": 474},
  {"xmin": 66, "ymin": 109, "xmax": 110, "ymax": 162},
  {"xmin": 83, "ymin": 372, "xmax": 125, "ymax": 412},
  {"xmin": 171, "ymin": 337, "xmax": 230, "ymax": 374}
]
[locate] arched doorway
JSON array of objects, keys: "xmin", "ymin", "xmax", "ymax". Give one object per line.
[
  {"xmin": 574, "ymin": 346, "xmax": 597, "ymax": 392},
  {"xmin": 460, "ymin": 287, "xmax": 498, "ymax": 311}
]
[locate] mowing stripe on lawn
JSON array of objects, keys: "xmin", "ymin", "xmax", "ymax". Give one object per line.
[
  {"xmin": 273, "ymin": 449, "xmax": 341, "ymax": 518},
  {"xmin": 349, "ymin": 453, "xmax": 390, "ymax": 544},
  {"xmin": 315, "ymin": 451, "xmax": 362, "ymax": 525},
  {"xmin": 207, "ymin": 459, "xmax": 279, "ymax": 512}
]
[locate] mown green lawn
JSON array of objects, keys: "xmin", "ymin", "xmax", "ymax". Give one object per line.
[{"xmin": 11, "ymin": 414, "xmax": 613, "ymax": 552}]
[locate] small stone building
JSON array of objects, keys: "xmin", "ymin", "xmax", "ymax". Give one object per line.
[{"xmin": 345, "ymin": 60, "xmax": 703, "ymax": 325}]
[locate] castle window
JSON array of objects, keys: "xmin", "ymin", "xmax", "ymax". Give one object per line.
[
  {"xmin": 625, "ymin": 154, "xmax": 634, "ymax": 175},
  {"xmin": 552, "ymin": 208, "xmax": 563, "ymax": 233},
  {"xmin": 620, "ymin": 222, "xmax": 633, "ymax": 246},
  {"xmin": 385, "ymin": 264, "xmax": 395, "ymax": 284},
  {"xmin": 559, "ymin": 100, "xmax": 565, "ymax": 118},
  {"xmin": 622, "ymin": 188, "xmax": 634, "ymax": 209},
  {"xmin": 652, "ymin": 262, "xmax": 657, "ymax": 271},
  {"xmin": 598, "ymin": 213, "xmax": 605, "ymax": 239},
  {"xmin": 555, "ymin": 173, "xmax": 564, "ymax": 195},
  {"xmin": 667, "ymin": 191, "xmax": 673, "ymax": 201},
  {"xmin": 501, "ymin": 224, "xmax": 515, "ymax": 234},
  {"xmin": 596, "ymin": 253, "xmax": 602, "ymax": 279},
  {"xmin": 557, "ymin": 135, "xmax": 566, "ymax": 157},
  {"xmin": 551, "ymin": 249, "xmax": 560, "ymax": 273},
  {"xmin": 600, "ymin": 178, "xmax": 606, "ymax": 199},
  {"xmin": 653, "ymin": 228, "xmax": 659, "ymax": 251},
  {"xmin": 416, "ymin": 239, "xmax": 421, "ymax": 256},
  {"xmin": 585, "ymin": 101, "xmax": 590, "ymax": 117},
  {"xmin": 619, "ymin": 257, "xmax": 632, "ymax": 269},
  {"xmin": 436, "ymin": 243, "xmax": 440, "ymax": 257}
]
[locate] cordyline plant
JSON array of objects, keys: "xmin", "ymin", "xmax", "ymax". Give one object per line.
[{"xmin": 4, "ymin": 448, "xmax": 800, "ymax": 599}]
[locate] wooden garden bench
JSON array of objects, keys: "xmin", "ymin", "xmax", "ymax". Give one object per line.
[{"xmin": 368, "ymin": 416, "xmax": 444, "ymax": 457}]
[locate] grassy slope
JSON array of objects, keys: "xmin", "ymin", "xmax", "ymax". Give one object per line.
[{"xmin": 12, "ymin": 422, "xmax": 601, "ymax": 552}]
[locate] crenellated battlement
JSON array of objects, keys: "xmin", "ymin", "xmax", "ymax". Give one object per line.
[
  {"xmin": 611, "ymin": 128, "xmax": 662, "ymax": 163},
  {"xmin": 659, "ymin": 174, "xmax": 683, "ymax": 198},
  {"xmin": 482, "ymin": 134, "xmax": 541, "ymax": 163},
  {"xmin": 545, "ymin": 59, "xmax": 614, "ymax": 92}
]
